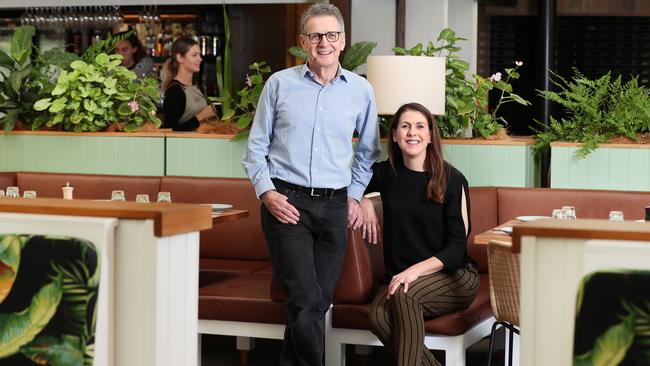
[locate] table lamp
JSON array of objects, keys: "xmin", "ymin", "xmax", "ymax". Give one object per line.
[{"xmin": 366, "ymin": 55, "xmax": 446, "ymax": 116}]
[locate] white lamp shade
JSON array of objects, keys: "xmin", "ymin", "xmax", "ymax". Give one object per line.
[{"xmin": 366, "ymin": 55, "xmax": 446, "ymax": 115}]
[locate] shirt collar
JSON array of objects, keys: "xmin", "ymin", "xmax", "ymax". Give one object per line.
[{"xmin": 300, "ymin": 63, "xmax": 349, "ymax": 84}]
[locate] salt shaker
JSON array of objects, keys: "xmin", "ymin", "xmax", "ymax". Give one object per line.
[{"xmin": 62, "ymin": 182, "xmax": 74, "ymax": 200}]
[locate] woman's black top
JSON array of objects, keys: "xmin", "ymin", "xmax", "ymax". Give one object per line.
[
  {"xmin": 365, "ymin": 160, "xmax": 477, "ymax": 282},
  {"xmin": 163, "ymin": 80, "xmax": 203, "ymax": 131}
]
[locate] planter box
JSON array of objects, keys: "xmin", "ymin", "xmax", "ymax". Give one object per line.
[
  {"xmin": 0, "ymin": 131, "xmax": 165, "ymax": 176},
  {"xmin": 551, "ymin": 142, "xmax": 650, "ymax": 191},
  {"xmin": 442, "ymin": 137, "xmax": 538, "ymax": 187}
]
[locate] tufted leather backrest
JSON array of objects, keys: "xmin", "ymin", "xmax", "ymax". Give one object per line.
[
  {"xmin": 16, "ymin": 172, "xmax": 161, "ymax": 200},
  {"xmin": 160, "ymin": 176, "xmax": 269, "ymax": 261}
]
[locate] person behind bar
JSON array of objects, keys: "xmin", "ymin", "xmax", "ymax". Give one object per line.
[
  {"xmin": 360, "ymin": 103, "xmax": 479, "ymax": 366},
  {"xmin": 114, "ymin": 30, "xmax": 154, "ymax": 79},
  {"xmin": 241, "ymin": 3, "xmax": 380, "ymax": 365},
  {"xmin": 162, "ymin": 36, "xmax": 215, "ymax": 131}
]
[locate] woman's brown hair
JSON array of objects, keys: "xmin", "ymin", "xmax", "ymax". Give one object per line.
[
  {"xmin": 162, "ymin": 36, "xmax": 199, "ymax": 91},
  {"xmin": 388, "ymin": 102, "xmax": 446, "ymax": 203}
]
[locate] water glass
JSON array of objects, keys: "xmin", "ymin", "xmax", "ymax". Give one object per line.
[
  {"xmin": 552, "ymin": 209, "xmax": 565, "ymax": 220},
  {"xmin": 562, "ymin": 206, "xmax": 576, "ymax": 220},
  {"xmin": 23, "ymin": 190, "xmax": 37, "ymax": 199},
  {"xmin": 157, "ymin": 191, "xmax": 172, "ymax": 203},
  {"xmin": 608, "ymin": 211, "xmax": 624, "ymax": 221},
  {"xmin": 136, "ymin": 194, "xmax": 150, "ymax": 203},
  {"xmin": 6, "ymin": 186, "xmax": 19, "ymax": 198},
  {"xmin": 111, "ymin": 190, "xmax": 126, "ymax": 202}
]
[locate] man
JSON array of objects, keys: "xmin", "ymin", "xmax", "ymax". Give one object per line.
[{"xmin": 242, "ymin": 3, "xmax": 380, "ymax": 365}]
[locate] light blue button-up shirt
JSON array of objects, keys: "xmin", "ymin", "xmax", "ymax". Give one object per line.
[{"xmin": 242, "ymin": 63, "xmax": 380, "ymax": 201}]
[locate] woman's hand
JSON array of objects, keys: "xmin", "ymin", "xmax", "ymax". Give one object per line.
[
  {"xmin": 387, "ymin": 266, "xmax": 423, "ymax": 298},
  {"xmin": 196, "ymin": 105, "xmax": 216, "ymax": 122},
  {"xmin": 387, "ymin": 257, "xmax": 445, "ymax": 298},
  {"xmin": 360, "ymin": 197, "xmax": 381, "ymax": 244}
]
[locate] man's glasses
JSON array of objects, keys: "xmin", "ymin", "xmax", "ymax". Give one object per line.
[{"xmin": 303, "ymin": 31, "xmax": 343, "ymax": 44}]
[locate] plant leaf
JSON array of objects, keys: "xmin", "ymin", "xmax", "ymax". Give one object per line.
[
  {"xmin": 0, "ymin": 278, "xmax": 63, "ymax": 358},
  {"xmin": 0, "ymin": 235, "xmax": 25, "ymax": 303},
  {"xmin": 288, "ymin": 46, "xmax": 308, "ymax": 61},
  {"xmin": 579, "ymin": 313, "xmax": 636, "ymax": 366},
  {"xmin": 11, "ymin": 25, "xmax": 35, "ymax": 67},
  {"xmin": 21, "ymin": 334, "xmax": 85, "ymax": 366},
  {"xmin": 1, "ymin": 109, "xmax": 18, "ymax": 133},
  {"xmin": 342, "ymin": 41, "xmax": 377, "ymax": 72}
]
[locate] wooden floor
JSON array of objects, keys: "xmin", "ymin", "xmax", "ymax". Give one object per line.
[{"xmin": 200, "ymin": 331, "xmax": 507, "ymax": 366}]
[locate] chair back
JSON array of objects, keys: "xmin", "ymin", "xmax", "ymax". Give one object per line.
[{"xmin": 487, "ymin": 240, "xmax": 520, "ymax": 326}]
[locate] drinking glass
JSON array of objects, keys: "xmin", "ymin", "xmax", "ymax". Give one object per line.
[
  {"xmin": 0, "ymin": 189, "xmax": 5, "ymax": 198},
  {"xmin": 608, "ymin": 211, "xmax": 624, "ymax": 221},
  {"xmin": 157, "ymin": 192, "xmax": 172, "ymax": 203},
  {"xmin": 111, "ymin": 190, "xmax": 126, "ymax": 202},
  {"xmin": 6, "ymin": 186, "xmax": 19, "ymax": 198},
  {"xmin": 136, "ymin": 194, "xmax": 150, "ymax": 203},
  {"xmin": 552, "ymin": 209, "xmax": 565, "ymax": 220},
  {"xmin": 562, "ymin": 206, "xmax": 576, "ymax": 220},
  {"xmin": 23, "ymin": 190, "xmax": 37, "ymax": 199}
]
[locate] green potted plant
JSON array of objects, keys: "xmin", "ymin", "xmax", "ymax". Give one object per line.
[
  {"xmin": 535, "ymin": 69, "xmax": 650, "ymax": 190},
  {"xmin": 0, "ymin": 26, "xmax": 78, "ymax": 133},
  {"xmin": 393, "ymin": 28, "xmax": 530, "ymax": 139},
  {"xmin": 33, "ymin": 34, "xmax": 161, "ymax": 133}
]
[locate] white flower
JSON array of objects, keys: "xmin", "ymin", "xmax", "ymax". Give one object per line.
[
  {"xmin": 515, "ymin": 61, "xmax": 523, "ymax": 66},
  {"xmin": 489, "ymin": 72, "xmax": 502, "ymax": 82}
]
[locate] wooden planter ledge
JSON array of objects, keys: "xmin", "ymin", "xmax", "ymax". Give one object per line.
[{"xmin": 0, "ymin": 198, "xmax": 212, "ymax": 237}]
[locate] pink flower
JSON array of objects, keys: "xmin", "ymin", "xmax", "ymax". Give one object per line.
[
  {"xmin": 489, "ymin": 72, "xmax": 502, "ymax": 82},
  {"xmin": 515, "ymin": 61, "xmax": 523, "ymax": 66},
  {"xmin": 128, "ymin": 101, "xmax": 140, "ymax": 113}
]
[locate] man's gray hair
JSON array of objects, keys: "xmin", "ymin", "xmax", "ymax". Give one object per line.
[{"xmin": 300, "ymin": 3, "xmax": 345, "ymax": 34}]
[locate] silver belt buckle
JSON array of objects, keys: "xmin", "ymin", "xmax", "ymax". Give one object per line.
[{"xmin": 310, "ymin": 188, "xmax": 321, "ymax": 197}]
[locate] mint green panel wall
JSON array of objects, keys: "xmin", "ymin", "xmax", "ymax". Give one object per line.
[
  {"xmin": 551, "ymin": 146, "xmax": 650, "ymax": 191},
  {"xmin": 166, "ymin": 137, "xmax": 249, "ymax": 178},
  {"xmin": 443, "ymin": 143, "xmax": 537, "ymax": 187},
  {"xmin": 0, "ymin": 135, "xmax": 164, "ymax": 176}
]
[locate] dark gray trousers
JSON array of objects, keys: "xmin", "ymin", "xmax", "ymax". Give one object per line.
[{"xmin": 261, "ymin": 186, "xmax": 348, "ymax": 366}]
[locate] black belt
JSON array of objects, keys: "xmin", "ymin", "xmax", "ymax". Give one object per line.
[{"xmin": 273, "ymin": 179, "xmax": 346, "ymax": 198}]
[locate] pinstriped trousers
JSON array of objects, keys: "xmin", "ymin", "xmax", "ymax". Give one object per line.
[{"xmin": 369, "ymin": 265, "xmax": 480, "ymax": 366}]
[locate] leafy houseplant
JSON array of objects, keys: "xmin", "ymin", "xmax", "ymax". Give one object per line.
[
  {"xmin": 534, "ymin": 70, "xmax": 650, "ymax": 158},
  {"xmin": 393, "ymin": 28, "xmax": 530, "ymax": 139},
  {"xmin": 34, "ymin": 52, "xmax": 161, "ymax": 132},
  {"xmin": 0, "ymin": 25, "xmax": 78, "ymax": 133},
  {"xmin": 215, "ymin": 61, "xmax": 271, "ymax": 141}
]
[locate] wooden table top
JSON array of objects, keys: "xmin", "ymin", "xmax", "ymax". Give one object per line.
[
  {"xmin": 475, "ymin": 217, "xmax": 650, "ymax": 253},
  {"xmin": 0, "ymin": 198, "xmax": 223, "ymax": 237},
  {"xmin": 212, "ymin": 209, "xmax": 249, "ymax": 224},
  {"xmin": 473, "ymin": 219, "xmax": 520, "ymax": 245}
]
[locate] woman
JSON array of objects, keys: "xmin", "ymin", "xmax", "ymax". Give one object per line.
[
  {"xmin": 162, "ymin": 37, "xmax": 215, "ymax": 131},
  {"xmin": 361, "ymin": 103, "xmax": 479, "ymax": 366},
  {"xmin": 114, "ymin": 31, "xmax": 154, "ymax": 78}
]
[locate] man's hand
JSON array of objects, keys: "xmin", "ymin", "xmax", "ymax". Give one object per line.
[
  {"xmin": 261, "ymin": 190, "xmax": 300, "ymax": 224},
  {"xmin": 347, "ymin": 197, "xmax": 363, "ymax": 229},
  {"xmin": 360, "ymin": 197, "xmax": 381, "ymax": 244}
]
